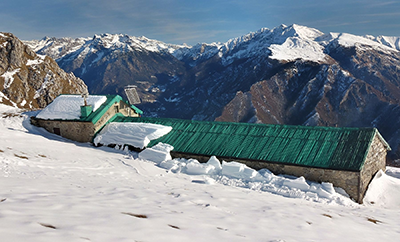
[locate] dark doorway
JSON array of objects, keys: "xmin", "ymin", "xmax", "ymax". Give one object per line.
[{"xmin": 53, "ymin": 127, "xmax": 61, "ymax": 135}]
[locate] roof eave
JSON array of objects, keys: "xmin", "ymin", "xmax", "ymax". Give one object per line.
[{"xmin": 374, "ymin": 129, "xmax": 392, "ymax": 151}]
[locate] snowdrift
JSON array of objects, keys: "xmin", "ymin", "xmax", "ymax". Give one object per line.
[
  {"xmin": 364, "ymin": 169, "xmax": 400, "ymax": 209},
  {"xmin": 94, "ymin": 122, "xmax": 172, "ymax": 149},
  {"xmin": 2, "ymin": 104, "xmax": 400, "ymax": 242},
  {"xmin": 138, "ymin": 142, "xmax": 354, "ymax": 205}
]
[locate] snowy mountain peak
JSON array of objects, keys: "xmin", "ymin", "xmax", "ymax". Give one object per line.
[
  {"xmin": 212, "ymin": 24, "xmax": 328, "ymax": 64},
  {"xmin": 24, "ymin": 36, "xmax": 90, "ymax": 60},
  {"xmin": 25, "ymin": 33, "xmax": 185, "ymax": 61},
  {"xmin": 364, "ymin": 34, "xmax": 400, "ymax": 51},
  {"xmin": 286, "ymin": 24, "xmax": 325, "ymax": 39},
  {"xmin": 24, "ymin": 23, "xmax": 400, "ymax": 64},
  {"xmin": 318, "ymin": 32, "xmax": 400, "ymax": 55}
]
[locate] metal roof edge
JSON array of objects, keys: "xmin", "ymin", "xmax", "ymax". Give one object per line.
[
  {"xmin": 85, "ymin": 95, "xmax": 122, "ymax": 124},
  {"xmin": 374, "ymin": 128, "xmax": 392, "ymax": 151},
  {"xmin": 358, "ymin": 128, "xmax": 391, "ymax": 171}
]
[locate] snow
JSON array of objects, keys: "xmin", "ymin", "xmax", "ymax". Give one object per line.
[
  {"xmin": 91, "ymin": 51, "xmax": 104, "ymax": 65},
  {"xmin": 144, "ymin": 153, "xmax": 354, "ymax": 205},
  {"xmin": 25, "ymin": 33, "xmax": 185, "ymax": 63},
  {"xmin": 1, "ymin": 104, "xmax": 400, "ymax": 241},
  {"xmin": 94, "ymin": 122, "xmax": 172, "ymax": 149},
  {"xmin": 139, "ymin": 143, "xmax": 173, "ymax": 164},
  {"xmin": 363, "ymin": 169, "xmax": 400, "ymax": 209},
  {"xmin": 334, "ymin": 33, "xmax": 397, "ymax": 52},
  {"xmin": 24, "ymin": 37, "xmax": 91, "ymax": 60},
  {"xmin": 23, "ymin": 24, "xmax": 399, "ymax": 69},
  {"xmin": 175, "ymin": 24, "xmax": 397, "ymax": 64},
  {"xmin": 26, "ymin": 55, "xmax": 45, "ymax": 66},
  {"xmin": 35, "ymin": 95, "xmax": 107, "ymax": 120},
  {"xmin": 365, "ymin": 35, "xmax": 400, "ymax": 51},
  {"xmin": 269, "ymin": 37, "xmax": 327, "ymax": 62},
  {"xmin": 0, "ymin": 91, "xmax": 17, "ymax": 107},
  {"xmin": 1, "ymin": 68, "xmax": 20, "ymax": 89},
  {"xmin": 33, "ymin": 71, "xmax": 56, "ymax": 99}
]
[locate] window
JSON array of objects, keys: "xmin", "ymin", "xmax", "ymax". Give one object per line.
[
  {"xmin": 114, "ymin": 105, "xmax": 119, "ymax": 113},
  {"xmin": 53, "ymin": 127, "xmax": 61, "ymax": 135}
]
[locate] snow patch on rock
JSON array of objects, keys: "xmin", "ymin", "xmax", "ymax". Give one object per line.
[{"xmin": 1, "ymin": 68, "xmax": 20, "ymax": 89}]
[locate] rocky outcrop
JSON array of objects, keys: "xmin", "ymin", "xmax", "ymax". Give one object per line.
[{"xmin": 0, "ymin": 33, "xmax": 88, "ymax": 109}]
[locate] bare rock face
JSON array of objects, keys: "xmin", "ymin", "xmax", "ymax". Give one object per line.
[{"xmin": 0, "ymin": 33, "xmax": 88, "ymax": 109}]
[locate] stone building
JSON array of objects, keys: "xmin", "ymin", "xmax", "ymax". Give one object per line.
[
  {"xmin": 115, "ymin": 117, "xmax": 391, "ymax": 203},
  {"xmin": 31, "ymin": 94, "xmax": 142, "ymax": 142}
]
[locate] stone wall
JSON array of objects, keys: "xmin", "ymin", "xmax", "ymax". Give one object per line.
[
  {"xmin": 358, "ymin": 133, "xmax": 387, "ymax": 202},
  {"xmin": 239, "ymin": 159, "xmax": 361, "ymax": 202},
  {"xmin": 172, "ymin": 132, "xmax": 389, "ymax": 203},
  {"xmin": 31, "ymin": 118, "xmax": 95, "ymax": 142},
  {"xmin": 94, "ymin": 104, "xmax": 118, "ymax": 132},
  {"xmin": 118, "ymin": 100, "xmax": 140, "ymax": 117},
  {"xmin": 171, "ymin": 152, "xmax": 361, "ymax": 202},
  {"xmin": 32, "ymin": 100, "xmax": 141, "ymax": 143},
  {"xmin": 93, "ymin": 100, "xmax": 140, "ymax": 132}
]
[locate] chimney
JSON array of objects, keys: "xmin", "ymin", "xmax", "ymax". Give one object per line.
[
  {"xmin": 80, "ymin": 92, "xmax": 92, "ymax": 118},
  {"xmin": 81, "ymin": 105, "xmax": 93, "ymax": 118}
]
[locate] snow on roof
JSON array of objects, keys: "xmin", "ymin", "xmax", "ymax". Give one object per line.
[
  {"xmin": 36, "ymin": 95, "xmax": 107, "ymax": 120},
  {"xmin": 93, "ymin": 122, "xmax": 172, "ymax": 149}
]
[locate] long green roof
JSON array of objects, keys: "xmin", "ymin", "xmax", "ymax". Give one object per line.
[{"xmin": 113, "ymin": 117, "xmax": 390, "ymax": 171}]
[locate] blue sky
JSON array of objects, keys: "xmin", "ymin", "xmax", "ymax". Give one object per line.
[{"xmin": 1, "ymin": 0, "xmax": 399, "ymax": 45}]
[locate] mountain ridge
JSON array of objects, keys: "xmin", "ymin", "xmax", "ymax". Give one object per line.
[
  {"xmin": 25, "ymin": 24, "xmax": 400, "ymax": 64},
  {"xmin": 23, "ymin": 24, "xmax": 400, "ymax": 160}
]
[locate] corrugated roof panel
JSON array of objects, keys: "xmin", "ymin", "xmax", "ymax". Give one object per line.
[{"xmin": 115, "ymin": 117, "xmax": 386, "ymax": 171}]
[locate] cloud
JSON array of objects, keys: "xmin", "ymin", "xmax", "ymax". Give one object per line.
[
  {"xmin": 365, "ymin": 1, "xmax": 399, "ymax": 7},
  {"xmin": 1, "ymin": 0, "xmax": 400, "ymax": 44}
]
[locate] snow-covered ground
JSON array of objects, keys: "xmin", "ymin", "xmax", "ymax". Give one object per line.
[{"xmin": 1, "ymin": 104, "xmax": 400, "ymax": 241}]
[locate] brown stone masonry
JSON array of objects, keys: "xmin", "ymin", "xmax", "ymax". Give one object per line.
[
  {"xmin": 31, "ymin": 118, "xmax": 95, "ymax": 143},
  {"xmin": 172, "ymin": 134, "xmax": 388, "ymax": 204},
  {"xmin": 358, "ymin": 133, "xmax": 387, "ymax": 202}
]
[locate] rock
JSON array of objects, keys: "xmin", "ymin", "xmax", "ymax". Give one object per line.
[{"xmin": 0, "ymin": 32, "xmax": 88, "ymax": 109}]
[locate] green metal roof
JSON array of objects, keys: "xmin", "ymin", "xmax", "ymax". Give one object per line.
[
  {"xmin": 80, "ymin": 95, "xmax": 118, "ymax": 123},
  {"xmin": 39, "ymin": 94, "xmax": 143, "ymax": 123},
  {"xmin": 81, "ymin": 95, "xmax": 143, "ymax": 123},
  {"xmin": 113, "ymin": 117, "xmax": 390, "ymax": 171}
]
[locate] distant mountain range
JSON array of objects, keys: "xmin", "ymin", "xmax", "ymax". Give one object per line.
[{"xmin": 23, "ymin": 24, "xmax": 400, "ymax": 160}]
